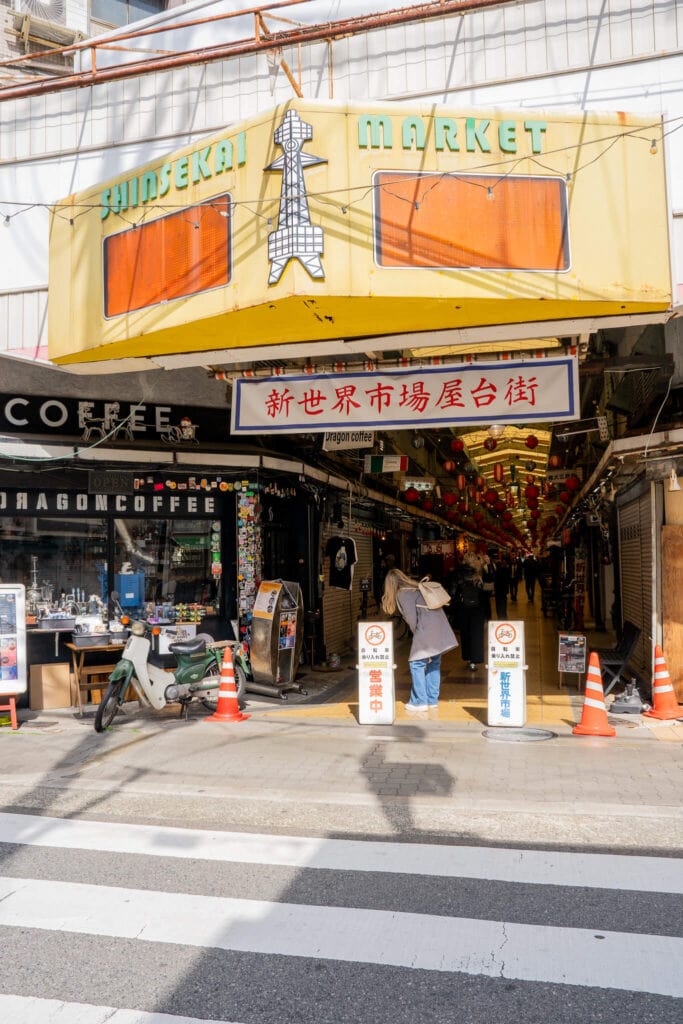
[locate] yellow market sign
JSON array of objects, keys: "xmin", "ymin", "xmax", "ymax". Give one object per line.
[{"xmin": 48, "ymin": 101, "xmax": 672, "ymax": 368}]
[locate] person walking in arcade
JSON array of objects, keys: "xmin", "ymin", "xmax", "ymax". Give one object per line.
[{"xmin": 381, "ymin": 568, "xmax": 458, "ymax": 710}]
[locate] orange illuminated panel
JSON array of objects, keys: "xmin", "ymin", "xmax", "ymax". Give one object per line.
[
  {"xmin": 374, "ymin": 172, "xmax": 568, "ymax": 271},
  {"xmin": 104, "ymin": 194, "xmax": 231, "ymax": 317}
]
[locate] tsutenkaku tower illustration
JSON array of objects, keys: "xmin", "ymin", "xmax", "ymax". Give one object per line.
[{"xmin": 266, "ymin": 109, "xmax": 326, "ymax": 285}]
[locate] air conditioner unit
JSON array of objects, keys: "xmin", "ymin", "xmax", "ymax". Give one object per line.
[
  {"xmin": 13, "ymin": 0, "xmax": 66, "ymax": 27},
  {"xmin": 12, "ymin": 0, "xmax": 86, "ymax": 54}
]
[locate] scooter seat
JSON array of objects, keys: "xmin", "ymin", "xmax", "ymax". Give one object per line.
[{"xmin": 168, "ymin": 637, "xmax": 206, "ymax": 656}]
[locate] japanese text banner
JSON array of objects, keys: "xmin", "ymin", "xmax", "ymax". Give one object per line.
[{"xmin": 230, "ymin": 356, "xmax": 579, "ymax": 435}]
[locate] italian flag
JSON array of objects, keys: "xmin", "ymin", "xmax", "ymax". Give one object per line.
[{"xmin": 364, "ymin": 455, "xmax": 409, "ymax": 473}]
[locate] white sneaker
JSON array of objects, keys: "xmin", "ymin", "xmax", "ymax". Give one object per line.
[
  {"xmin": 405, "ymin": 702, "xmax": 428, "ymax": 711},
  {"xmin": 427, "ymin": 703, "xmax": 438, "ymax": 708}
]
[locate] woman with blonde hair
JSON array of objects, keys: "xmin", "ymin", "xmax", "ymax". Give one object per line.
[{"xmin": 381, "ymin": 568, "xmax": 458, "ymax": 710}]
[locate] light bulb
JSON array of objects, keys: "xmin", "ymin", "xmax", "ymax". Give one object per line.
[
  {"xmin": 486, "ymin": 186, "xmax": 494, "ymax": 201},
  {"xmin": 650, "ymin": 139, "xmax": 658, "ymax": 155},
  {"xmin": 3, "ymin": 215, "xmax": 9, "ymax": 228}
]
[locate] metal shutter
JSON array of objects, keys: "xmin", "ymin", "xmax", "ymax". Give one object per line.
[{"xmin": 617, "ymin": 487, "xmax": 654, "ymax": 682}]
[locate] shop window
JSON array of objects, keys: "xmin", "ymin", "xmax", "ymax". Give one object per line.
[
  {"xmin": 103, "ymin": 194, "xmax": 232, "ymax": 317},
  {"xmin": 373, "ymin": 171, "xmax": 569, "ymax": 270},
  {"xmin": 0, "ymin": 517, "xmax": 107, "ymax": 616},
  {"xmin": 114, "ymin": 517, "xmax": 220, "ymax": 618}
]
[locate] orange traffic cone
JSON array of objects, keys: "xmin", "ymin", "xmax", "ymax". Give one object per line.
[
  {"xmin": 205, "ymin": 646, "xmax": 250, "ymax": 724},
  {"xmin": 644, "ymin": 646, "xmax": 682, "ymax": 721},
  {"xmin": 573, "ymin": 651, "xmax": 615, "ymax": 737}
]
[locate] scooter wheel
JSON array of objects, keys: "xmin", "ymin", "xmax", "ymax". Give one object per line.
[{"xmin": 94, "ymin": 680, "xmax": 125, "ymax": 732}]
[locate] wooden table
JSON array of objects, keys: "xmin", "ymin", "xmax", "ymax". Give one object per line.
[{"xmin": 65, "ymin": 642, "xmax": 126, "ymax": 716}]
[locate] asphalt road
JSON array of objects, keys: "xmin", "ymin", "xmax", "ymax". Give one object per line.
[{"xmin": 0, "ymin": 708, "xmax": 681, "ymax": 1024}]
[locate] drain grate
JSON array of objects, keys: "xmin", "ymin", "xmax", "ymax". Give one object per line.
[{"xmin": 482, "ymin": 726, "xmax": 556, "ymax": 743}]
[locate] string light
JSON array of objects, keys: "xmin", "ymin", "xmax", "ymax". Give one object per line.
[{"xmin": 0, "ymin": 114, "xmax": 680, "ymax": 229}]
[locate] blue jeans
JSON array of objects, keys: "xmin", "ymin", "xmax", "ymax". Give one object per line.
[{"xmin": 408, "ymin": 655, "xmax": 442, "ymax": 705}]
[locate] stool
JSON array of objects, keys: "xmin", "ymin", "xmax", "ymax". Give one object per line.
[
  {"xmin": 73, "ymin": 664, "xmax": 117, "ymax": 715},
  {"xmin": 0, "ymin": 695, "xmax": 18, "ymax": 730}
]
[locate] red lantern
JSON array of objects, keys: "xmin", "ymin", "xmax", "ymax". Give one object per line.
[
  {"xmin": 476, "ymin": 476, "xmax": 486, "ymax": 489},
  {"xmin": 404, "ymin": 487, "xmax": 420, "ymax": 503},
  {"xmin": 530, "ymin": 509, "xmax": 540, "ymax": 520},
  {"xmin": 524, "ymin": 484, "xmax": 540, "ymax": 500},
  {"xmin": 446, "ymin": 509, "xmax": 458, "ymax": 521},
  {"xmin": 442, "ymin": 460, "xmax": 456, "ymax": 473},
  {"xmin": 548, "ymin": 454, "xmax": 563, "ymax": 469},
  {"xmin": 494, "ymin": 500, "xmax": 506, "ymax": 513},
  {"xmin": 502, "ymin": 510, "xmax": 513, "ymax": 523},
  {"xmin": 443, "ymin": 492, "xmax": 457, "ymax": 506},
  {"xmin": 450, "ymin": 437, "xmax": 465, "ymax": 453},
  {"xmin": 422, "ymin": 498, "xmax": 433, "ymax": 512},
  {"xmin": 565, "ymin": 474, "xmax": 581, "ymax": 491},
  {"xmin": 525, "ymin": 435, "xmax": 539, "ymax": 449},
  {"xmin": 483, "ymin": 436, "xmax": 497, "ymax": 451},
  {"xmin": 559, "ymin": 490, "xmax": 572, "ymax": 504},
  {"xmin": 526, "ymin": 497, "xmax": 539, "ymax": 510},
  {"xmin": 485, "ymin": 488, "xmax": 498, "ymax": 504},
  {"xmin": 555, "ymin": 504, "xmax": 565, "ymax": 515},
  {"xmin": 457, "ymin": 501, "xmax": 467, "ymax": 514},
  {"xmin": 493, "ymin": 463, "xmax": 504, "ymax": 483},
  {"xmin": 526, "ymin": 519, "xmax": 537, "ymax": 530},
  {"xmin": 473, "ymin": 510, "xmax": 485, "ymax": 523},
  {"xmin": 456, "ymin": 474, "xmax": 466, "ymax": 491}
]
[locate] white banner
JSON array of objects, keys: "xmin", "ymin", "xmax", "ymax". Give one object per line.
[
  {"xmin": 357, "ymin": 620, "xmax": 395, "ymax": 725},
  {"xmin": 231, "ymin": 356, "xmax": 579, "ymax": 435},
  {"xmin": 487, "ymin": 620, "xmax": 526, "ymax": 727},
  {"xmin": 322, "ymin": 430, "xmax": 374, "ymax": 451}
]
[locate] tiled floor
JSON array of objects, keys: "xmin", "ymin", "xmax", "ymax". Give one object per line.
[{"xmin": 271, "ymin": 599, "xmax": 613, "ymax": 727}]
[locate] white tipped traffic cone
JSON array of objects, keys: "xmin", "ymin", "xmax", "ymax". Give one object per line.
[
  {"xmin": 205, "ymin": 647, "xmax": 250, "ymax": 724},
  {"xmin": 644, "ymin": 646, "xmax": 682, "ymax": 721}
]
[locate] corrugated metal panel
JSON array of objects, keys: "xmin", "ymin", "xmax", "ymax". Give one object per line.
[
  {"xmin": 321, "ymin": 516, "xmax": 375, "ymax": 659},
  {"xmin": 0, "ymin": 2, "xmax": 680, "ymax": 163},
  {"xmin": 0, "ymin": 289, "xmax": 47, "ymax": 354}
]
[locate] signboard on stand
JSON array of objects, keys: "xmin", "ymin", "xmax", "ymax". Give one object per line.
[
  {"xmin": 358, "ymin": 621, "xmax": 395, "ymax": 725},
  {"xmin": 487, "ymin": 620, "xmax": 526, "ymax": 727},
  {"xmin": 557, "ymin": 632, "xmax": 587, "ymax": 690},
  {"xmin": 0, "ymin": 585, "xmax": 27, "ymax": 696},
  {"xmin": 558, "ymin": 633, "xmax": 587, "ymax": 674}
]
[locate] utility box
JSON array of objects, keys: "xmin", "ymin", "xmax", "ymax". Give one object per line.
[
  {"xmin": 249, "ymin": 580, "xmax": 306, "ymax": 698},
  {"xmin": 29, "ymin": 663, "xmax": 72, "ymax": 710}
]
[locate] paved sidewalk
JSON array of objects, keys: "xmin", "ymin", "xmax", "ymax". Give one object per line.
[{"xmin": 0, "ymin": 600, "xmax": 680, "ymax": 850}]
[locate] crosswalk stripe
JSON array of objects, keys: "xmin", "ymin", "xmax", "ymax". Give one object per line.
[
  {"xmin": 0, "ymin": 875, "xmax": 680, "ymax": 997},
  {"xmin": 0, "ymin": 995, "xmax": 242, "ymax": 1024},
  {"xmin": 0, "ymin": 811, "xmax": 679, "ymax": 893}
]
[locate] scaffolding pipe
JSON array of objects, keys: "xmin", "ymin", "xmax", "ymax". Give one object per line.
[{"xmin": 0, "ymin": 0, "xmax": 516, "ymax": 103}]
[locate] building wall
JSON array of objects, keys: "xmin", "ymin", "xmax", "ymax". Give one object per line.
[{"xmin": 0, "ymin": 0, "xmax": 681, "ymax": 356}]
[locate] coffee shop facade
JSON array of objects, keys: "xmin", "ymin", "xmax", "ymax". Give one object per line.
[{"xmin": 0, "ymin": 370, "xmax": 455, "ymax": 707}]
